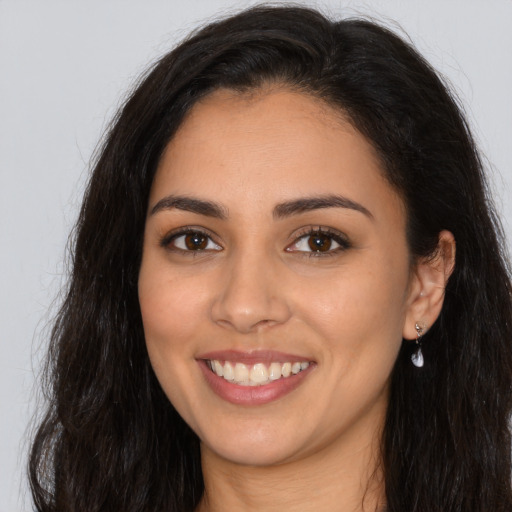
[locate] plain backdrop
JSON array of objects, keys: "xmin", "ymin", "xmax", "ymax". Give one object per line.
[{"xmin": 1, "ymin": 1, "xmax": 511, "ymax": 510}]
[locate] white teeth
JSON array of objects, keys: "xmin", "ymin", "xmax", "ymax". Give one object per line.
[
  {"xmin": 207, "ymin": 359, "xmax": 311, "ymax": 386},
  {"xmin": 269, "ymin": 362, "xmax": 282, "ymax": 381},
  {"xmin": 250, "ymin": 363, "xmax": 269, "ymax": 384},
  {"xmin": 223, "ymin": 362, "xmax": 235, "ymax": 381},
  {"xmin": 234, "ymin": 362, "xmax": 249, "ymax": 383},
  {"xmin": 213, "ymin": 360, "xmax": 223, "ymax": 377}
]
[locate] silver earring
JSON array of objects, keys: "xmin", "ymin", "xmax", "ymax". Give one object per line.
[{"xmin": 411, "ymin": 322, "xmax": 425, "ymax": 368}]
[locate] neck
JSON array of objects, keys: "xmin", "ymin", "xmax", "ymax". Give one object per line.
[{"xmin": 196, "ymin": 431, "xmax": 386, "ymax": 512}]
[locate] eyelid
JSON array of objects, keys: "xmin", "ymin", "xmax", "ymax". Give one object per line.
[
  {"xmin": 160, "ymin": 226, "xmax": 222, "ymax": 252},
  {"xmin": 285, "ymin": 226, "xmax": 351, "ymax": 256},
  {"xmin": 159, "ymin": 225, "xmax": 350, "ymax": 256}
]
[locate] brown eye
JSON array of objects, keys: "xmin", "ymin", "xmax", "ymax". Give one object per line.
[
  {"xmin": 307, "ymin": 233, "xmax": 332, "ymax": 252},
  {"xmin": 168, "ymin": 231, "xmax": 222, "ymax": 252},
  {"xmin": 286, "ymin": 229, "xmax": 349, "ymax": 255},
  {"xmin": 184, "ymin": 232, "xmax": 208, "ymax": 250}
]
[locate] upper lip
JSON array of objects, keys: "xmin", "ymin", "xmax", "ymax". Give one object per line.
[{"xmin": 196, "ymin": 349, "xmax": 313, "ymax": 365}]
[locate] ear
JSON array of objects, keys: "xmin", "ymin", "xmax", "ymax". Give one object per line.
[{"xmin": 403, "ymin": 230, "xmax": 456, "ymax": 340}]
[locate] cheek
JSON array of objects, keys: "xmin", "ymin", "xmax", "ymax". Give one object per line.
[
  {"xmin": 138, "ymin": 268, "xmax": 209, "ymax": 422},
  {"xmin": 296, "ymin": 259, "xmax": 408, "ymax": 366},
  {"xmin": 138, "ymin": 261, "xmax": 210, "ymax": 367}
]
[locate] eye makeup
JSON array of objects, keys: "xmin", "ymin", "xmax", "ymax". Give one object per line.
[
  {"xmin": 286, "ymin": 226, "xmax": 352, "ymax": 258},
  {"xmin": 158, "ymin": 223, "xmax": 351, "ymax": 261},
  {"xmin": 160, "ymin": 226, "xmax": 222, "ymax": 254}
]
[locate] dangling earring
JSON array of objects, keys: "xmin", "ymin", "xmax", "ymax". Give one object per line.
[{"xmin": 411, "ymin": 322, "xmax": 425, "ymax": 367}]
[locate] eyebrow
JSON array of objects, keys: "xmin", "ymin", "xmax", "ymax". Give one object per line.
[
  {"xmin": 150, "ymin": 195, "xmax": 228, "ymax": 219},
  {"xmin": 149, "ymin": 193, "xmax": 373, "ymax": 220},
  {"xmin": 273, "ymin": 195, "xmax": 373, "ymax": 220}
]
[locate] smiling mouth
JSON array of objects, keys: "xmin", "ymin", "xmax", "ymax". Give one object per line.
[{"xmin": 205, "ymin": 360, "xmax": 311, "ymax": 386}]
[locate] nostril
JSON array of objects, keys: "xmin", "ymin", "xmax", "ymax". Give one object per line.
[{"xmin": 213, "ymin": 316, "xmax": 279, "ymax": 334}]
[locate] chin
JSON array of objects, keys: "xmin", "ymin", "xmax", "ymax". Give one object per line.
[{"xmin": 200, "ymin": 427, "xmax": 306, "ymax": 467}]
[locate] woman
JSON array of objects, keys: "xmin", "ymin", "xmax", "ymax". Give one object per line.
[{"xmin": 29, "ymin": 5, "xmax": 512, "ymax": 511}]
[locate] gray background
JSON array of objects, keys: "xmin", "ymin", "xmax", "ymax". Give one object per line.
[{"xmin": 1, "ymin": 1, "xmax": 511, "ymax": 510}]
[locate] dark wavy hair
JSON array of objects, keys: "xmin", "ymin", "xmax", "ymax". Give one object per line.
[{"xmin": 29, "ymin": 5, "xmax": 512, "ymax": 511}]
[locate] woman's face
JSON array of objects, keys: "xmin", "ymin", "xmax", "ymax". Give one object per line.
[{"xmin": 138, "ymin": 88, "xmax": 418, "ymax": 467}]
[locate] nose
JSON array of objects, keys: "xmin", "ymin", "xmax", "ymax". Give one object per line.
[{"xmin": 210, "ymin": 250, "xmax": 292, "ymax": 334}]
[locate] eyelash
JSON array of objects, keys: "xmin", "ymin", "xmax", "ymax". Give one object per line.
[
  {"xmin": 160, "ymin": 226, "xmax": 351, "ymax": 257},
  {"xmin": 160, "ymin": 227, "xmax": 221, "ymax": 254},
  {"xmin": 286, "ymin": 227, "xmax": 351, "ymax": 258}
]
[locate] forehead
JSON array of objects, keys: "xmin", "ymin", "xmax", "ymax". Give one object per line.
[
  {"xmin": 150, "ymin": 87, "xmax": 403, "ymax": 224},
  {"xmin": 164, "ymin": 87, "xmax": 357, "ymax": 170}
]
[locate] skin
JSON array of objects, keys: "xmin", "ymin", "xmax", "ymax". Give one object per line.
[{"xmin": 138, "ymin": 87, "xmax": 455, "ymax": 512}]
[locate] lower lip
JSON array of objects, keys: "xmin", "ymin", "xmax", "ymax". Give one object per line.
[{"xmin": 198, "ymin": 360, "xmax": 314, "ymax": 406}]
